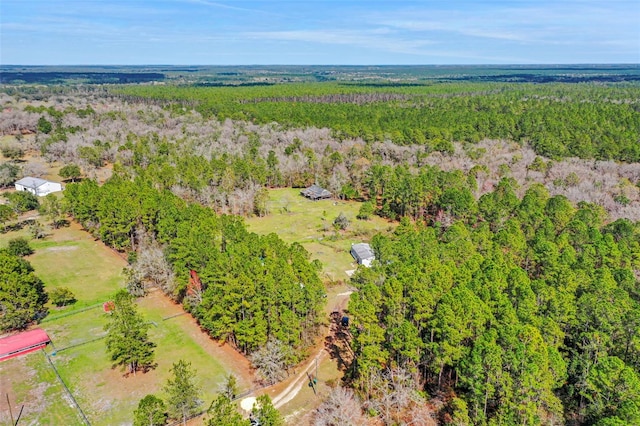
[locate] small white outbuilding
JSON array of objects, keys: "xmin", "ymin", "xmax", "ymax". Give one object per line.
[
  {"xmin": 14, "ymin": 177, "xmax": 63, "ymax": 197},
  {"xmin": 351, "ymin": 243, "xmax": 375, "ymax": 267}
]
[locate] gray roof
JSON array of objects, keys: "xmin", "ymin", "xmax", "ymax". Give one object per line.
[
  {"xmin": 351, "ymin": 243, "xmax": 375, "ymax": 261},
  {"xmin": 15, "ymin": 177, "xmax": 50, "ymax": 189},
  {"xmin": 301, "ymin": 184, "xmax": 332, "ymax": 199}
]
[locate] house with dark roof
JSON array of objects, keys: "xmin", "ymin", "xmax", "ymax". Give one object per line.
[
  {"xmin": 300, "ymin": 184, "xmax": 332, "ymax": 200},
  {"xmin": 15, "ymin": 177, "xmax": 63, "ymax": 197},
  {"xmin": 351, "ymin": 243, "xmax": 375, "ymax": 267}
]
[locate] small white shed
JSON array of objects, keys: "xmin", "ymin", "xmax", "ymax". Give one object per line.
[
  {"xmin": 351, "ymin": 243, "xmax": 375, "ymax": 267},
  {"xmin": 15, "ymin": 177, "xmax": 63, "ymax": 197}
]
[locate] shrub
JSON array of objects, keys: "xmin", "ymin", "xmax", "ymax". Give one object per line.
[
  {"xmin": 333, "ymin": 212, "xmax": 350, "ymax": 230},
  {"xmin": 357, "ymin": 201, "xmax": 375, "ymax": 220},
  {"xmin": 6, "ymin": 237, "xmax": 33, "ymax": 257},
  {"xmin": 614, "ymin": 194, "xmax": 631, "ymax": 206},
  {"xmin": 37, "ymin": 116, "xmax": 52, "ymax": 134},
  {"xmin": 49, "ymin": 287, "xmax": 76, "ymax": 307},
  {"xmin": 1, "ymin": 145, "xmax": 24, "ymax": 161}
]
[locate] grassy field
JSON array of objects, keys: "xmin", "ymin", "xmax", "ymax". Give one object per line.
[
  {"xmin": 0, "ymin": 223, "xmax": 251, "ymax": 426},
  {"xmin": 245, "ymin": 188, "xmax": 395, "ymax": 281}
]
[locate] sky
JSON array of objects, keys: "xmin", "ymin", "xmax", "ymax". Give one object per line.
[{"xmin": 1, "ymin": 0, "xmax": 639, "ymax": 65}]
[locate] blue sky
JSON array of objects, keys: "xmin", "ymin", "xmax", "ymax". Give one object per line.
[{"xmin": 1, "ymin": 0, "xmax": 639, "ymax": 65}]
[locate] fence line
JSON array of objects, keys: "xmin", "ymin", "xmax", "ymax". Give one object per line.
[
  {"xmin": 41, "ymin": 303, "xmax": 102, "ymax": 323},
  {"xmin": 161, "ymin": 311, "xmax": 188, "ymax": 321},
  {"xmin": 42, "ymin": 350, "xmax": 91, "ymax": 426},
  {"xmin": 54, "ymin": 335, "xmax": 107, "ymax": 353}
]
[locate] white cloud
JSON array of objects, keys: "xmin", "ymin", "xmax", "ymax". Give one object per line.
[
  {"xmin": 179, "ymin": 0, "xmax": 279, "ymax": 15},
  {"xmin": 371, "ymin": 2, "xmax": 640, "ymax": 47},
  {"xmin": 244, "ymin": 29, "xmax": 436, "ymax": 55}
]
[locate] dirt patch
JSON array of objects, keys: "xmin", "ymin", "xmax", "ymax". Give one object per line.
[
  {"xmin": 43, "ymin": 245, "xmax": 78, "ymax": 252},
  {"xmin": 0, "ymin": 357, "xmax": 30, "ymax": 422}
]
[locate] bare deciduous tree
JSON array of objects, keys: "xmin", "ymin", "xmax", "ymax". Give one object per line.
[
  {"xmin": 313, "ymin": 386, "xmax": 367, "ymax": 426},
  {"xmin": 126, "ymin": 228, "xmax": 176, "ymax": 297},
  {"xmin": 21, "ymin": 162, "xmax": 48, "ymax": 178},
  {"xmin": 249, "ymin": 338, "xmax": 292, "ymax": 385},
  {"xmin": 362, "ymin": 367, "xmax": 422, "ymax": 426}
]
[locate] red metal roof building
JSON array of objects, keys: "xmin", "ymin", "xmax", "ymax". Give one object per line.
[{"xmin": 0, "ymin": 329, "xmax": 51, "ymax": 362}]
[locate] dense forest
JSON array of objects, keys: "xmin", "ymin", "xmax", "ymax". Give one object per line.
[
  {"xmin": 118, "ymin": 82, "xmax": 640, "ymax": 162},
  {"xmin": 348, "ymin": 184, "xmax": 640, "ymax": 424}
]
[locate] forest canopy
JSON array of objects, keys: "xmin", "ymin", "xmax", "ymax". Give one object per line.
[
  {"xmin": 118, "ymin": 81, "xmax": 640, "ymax": 162},
  {"xmin": 348, "ymin": 185, "xmax": 640, "ymax": 424}
]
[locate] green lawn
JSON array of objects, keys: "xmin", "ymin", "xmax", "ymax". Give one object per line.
[
  {"xmin": 0, "ymin": 223, "xmax": 126, "ymax": 309},
  {"xmin": 28, "ymin": 235, "xmax": 126, "ymax": 309},
  {"xmin": 1, "ymin": 223, "xmax": 248, "ymax": 426},
  {"xmin": 245, "ymin": 188, "xmax": 395, "ymax": 281}
]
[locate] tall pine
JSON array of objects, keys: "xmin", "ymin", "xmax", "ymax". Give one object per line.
[{"xmin": 104, "ymin": 290, "xmax": 155, "ymax": 375}]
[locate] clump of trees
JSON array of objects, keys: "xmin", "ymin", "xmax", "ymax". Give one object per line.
[
  {"xmin": 120, "ymin": 82, "xmax": 640, "ymax": 162},
  {"xmin": 4, "ymin": 191, "xmax": 39, "ymax": 213},
  {"xmin": 39, "ymin": 193, "xmax": 66, "ymax": 228},
  {"xmin": 65, "ymin": 177, "xmax": 325, "ymax": 362},
  {"xmin": 4, "ymin": 89, "xmax": 640, "ymax": 222},
  {"xmin": 0, "ymin": 250, "xmax": 48, "ymax": 331}
]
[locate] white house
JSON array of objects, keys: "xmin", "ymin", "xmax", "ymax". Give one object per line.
[
  {"xmin": 14, "ymin": 177, "xmax": 63, "ymax": 197},
  {"xmin": 351, "ymin": 243, "xmax": 375, "ymax": 267}
]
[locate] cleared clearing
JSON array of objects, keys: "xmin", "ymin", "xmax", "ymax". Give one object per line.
[{"xmin": 245, "ymin": 188, "xmax": 394, "ymax": 281}]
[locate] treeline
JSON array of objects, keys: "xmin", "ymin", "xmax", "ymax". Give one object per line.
[
  {"xmin": 5, "ymin": 91, "xmax": 640, "ymax": 221},
  {"xmin": 0, "ymin": 249, "xmax": 48, "ymax": 332},
  {"xmin": 0, "ymin": 72, "xmax": 165, "ymax": 85},
  {"xmin": 348, "ymin": 183, "xmax": 640, "ymax": 424},
  {"xmin": 63, "ymin": 177, "xmax": 325, "ymax": 357},
  {"xmin": 117, "ymin": 82, "xmax": 640, "ymax": 162}
]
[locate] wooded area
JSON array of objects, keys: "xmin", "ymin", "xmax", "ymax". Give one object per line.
[
  {"xmin": 348, "ymin": 186, "xmax": 640, "ymax": 424},
  {"xmin": 1, "ymin": 71, "xmax": 640, "ymax": 424},
  {"xmin": 118, "ymin": 82, "xmax": 640, "ymax": 162}
]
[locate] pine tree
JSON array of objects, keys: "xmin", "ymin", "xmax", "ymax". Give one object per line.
[
  {"xmin": 133, "ymin": 394, "xmax": 167, "ymax": 426},
  {"xmin": 164, "ymin": 360, "xmax": 203, "ymax": 425},
  {"xmin": 206, "ymin": 394, "xmax": 247, "ymax": 426},
  {"xmin": 104, "ymin": 290, "xmax": 156, "ymax": 375},
  {"xmin": 251, "ymin": 394, "xmax": 283, "ymax": 426}
]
